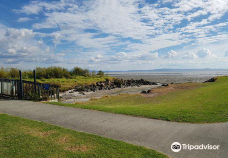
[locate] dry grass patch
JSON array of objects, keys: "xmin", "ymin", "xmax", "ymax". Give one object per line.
[
  {"xmin": 56, "ymin": 134, "xmax": 93, "ymax": 153},
  {"xmin": 142, "ymin": 82, "xmax": 203, "ymax": 98},
  {"xmin": 20, "ymin": 126, "xmax": 56, "ymax": 138},
  {"xmin": 56, "ymin": 135, "xmax": 71, "ymax": 145}
]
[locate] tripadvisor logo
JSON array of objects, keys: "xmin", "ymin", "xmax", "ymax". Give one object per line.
[
  {"xmin": 171, "ymin": 142, "xmax": 220, "ymax": 152},
  {"xmin": 171, "ymin": 142, "xmax": 181, "ymax": 152}
]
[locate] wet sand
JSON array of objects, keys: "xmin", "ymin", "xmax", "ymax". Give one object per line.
[
  {"xmin": 108, "ymin": 70, "xmax": 228, "ymax": 83},
  {"xmin": 109, "ymin": 74, "xmax": 214, "ymax": 83}
]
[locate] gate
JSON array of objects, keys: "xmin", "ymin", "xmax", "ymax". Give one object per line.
[
  {"xmin": 0, "ymin": 70, "xmax": 59, "ymax": 100},
  {"xmin": 0, "ymin": 78, "xmax": 59, "ymax": 100}
]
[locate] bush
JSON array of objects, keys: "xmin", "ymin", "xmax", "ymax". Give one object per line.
[
  {"xmin": 0, "ymin": 67, "xmax": 19, "ymax": 78},
  {"xmin": 0, "ymin": 66, "xmax": 105, "ymax": 79},
  {"xmin": 97, "ymin": 70, "xmax": 104, "ymax": 77},
  {"xmin": 22, "ymin": 71, "xmax": 33, "ymax": 79},
  {"xmin": 8, "ymin": 68, "xmax": 19, "ymax": 78},
  {"xmin": 35, "ymin": 67, "xmax": 70, "ymax": 79}
]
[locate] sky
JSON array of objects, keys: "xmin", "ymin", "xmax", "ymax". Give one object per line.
[{"xmin": 0, "ymin": 0, "xmax": 228, "ymax": 71}]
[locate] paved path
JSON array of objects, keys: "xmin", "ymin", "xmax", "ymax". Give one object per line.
[{"xmin": 0, "ymin": 100, "xmax": 227, "ymax": 158}]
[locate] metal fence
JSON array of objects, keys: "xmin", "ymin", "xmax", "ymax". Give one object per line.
[
  {"xmin": 0, "ymin": 78, "xmax": 59, "ymax": 100},
  {"xmin": 0, "ymin": 79, "xmax": 18, "ymax": 98}
]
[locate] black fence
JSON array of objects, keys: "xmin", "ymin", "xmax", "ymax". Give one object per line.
[{"xmin": 0, "ymin": 78, "xmax": 59, "ymax": 100}]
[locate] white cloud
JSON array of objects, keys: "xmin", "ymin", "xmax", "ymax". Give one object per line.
[
  {"xmin": 89, "ymin": 54, "xmax": 103, "ymax": 62},
  {"xmin": 197, "ymin": 48, "xmax": 212, "ymax": 58},
  {"xmin": 38, "ymin": 39, "xmax": 43, "ymax": 44},
  {"xmin": 15, "ymin": 0, "xmax": 228, "ymax": 53},
  {"xmin": 6, "ymin": 0, "xmax": 228, "ymax": 69},
  {"xmin": 135, "ymin": 52, "xmax": 158, "ymax": 60},
  {"xmin": 0, "ymin": 24, "xmax": 6, "ymax": 39},
  {"xmin": 106, "ymin": 51, "xmax": 158, "ymax": 63},
  {"xmin": 0, "ymin": 28, "xmax": 65, "ymax": 64},
  {"xmin": 109, "ymin": 52, "xmax": 128, "ymax": 61},
  {"xmin": 164, "ymin": 50, "xmax": 177, "ymax": 58},
  {"xmin": 161, "ymin": 0, "xmax": 173, "ymax": 4},
  {"xmin": 182, "ymin": 52, "xmax": 198, "ymax": 59},
  {"xmin": 17, "ymin": 17, "xmax": 32, "ymax": 22}
]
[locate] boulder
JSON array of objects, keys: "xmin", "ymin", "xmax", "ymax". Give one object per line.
[
  {"xmin": 162, "ymin": 83, "xmax": 169, "ymax": 86},
  {"xmin": 204, "ymin": 78, "xmax": 217, "ymax": 83},
  {"xmin": 141, "ymin": 90, "xmax": 147, "ymax": 94}
]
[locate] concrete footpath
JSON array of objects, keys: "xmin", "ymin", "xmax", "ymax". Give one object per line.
[{"xmin": 0, "ymin": 100, "xmax": 227, "ymax": 158}]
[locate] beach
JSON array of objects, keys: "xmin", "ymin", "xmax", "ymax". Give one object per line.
[{"xmin": 60, "ymin": 70, "xmax": 228, "ymax": 103}]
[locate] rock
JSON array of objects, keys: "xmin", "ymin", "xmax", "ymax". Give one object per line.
[
  {"xmin": 73, "ymin": 78, "xmax": 159, "ymax": 92},
  {"xmin": 79, "ymin": 91, "xmax": 85, "ymax": 95},
  {"xmin": 204, "ymin": 78, "xmax": 217, "ymax": 83},
  {"xmin": 141, "ymin": 90, "xmax": 147, "ymax": 94},
  {"xmin": 162, "ymin": 83, "xmax": 169, "ymax": 86}
]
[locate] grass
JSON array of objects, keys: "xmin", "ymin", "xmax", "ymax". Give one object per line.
[
  {"xmin": 49, "ymin": 76, "xmax": 228, "ymax": 123},
  {"xmin": 0, "ymin": 114, "xmax": 167, "ymax": 158},
  {"xmin": 25, "ymin": 76, "xmax": 114, "ymax": 91}
]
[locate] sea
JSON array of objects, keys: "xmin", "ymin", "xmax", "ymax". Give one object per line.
[{"xmin": 106, "ymin": 69, "xmax": 228, "ymax": 83}]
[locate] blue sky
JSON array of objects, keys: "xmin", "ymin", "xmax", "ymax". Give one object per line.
[{"xmin": 0, "ymin": 0, "xmax": 228, "ymax": 70}]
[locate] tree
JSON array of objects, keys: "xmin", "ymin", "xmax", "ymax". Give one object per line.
[
  {"xmin": 8, "ymin": 68, "xmax": 19, "ymax": 78},
  {"xmin": 71, "ymin": 67, "xmax": 84, "ymax": 76},
  {"xmin": 97, "ymin": 70, "xmax": 104, "ymax": 77}
]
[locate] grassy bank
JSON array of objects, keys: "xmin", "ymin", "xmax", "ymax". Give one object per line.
[
  {"xmin": 25, "ymin": 76, "xmax": 114, "ymax": 91},
  {"xmin": 50, "ymin": 76, "xmax": 228, "ymax": 123},
  {"xmin": 0, "ymin": 114, "xmax": 167, "ymax": 158},
  {"xmin": 1, "ymin": 66, "xmax": 114, "ymax": 91}
]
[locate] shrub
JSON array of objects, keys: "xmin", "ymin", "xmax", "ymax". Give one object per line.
[
  {"xmin": 71, "ymin": 67, "xmax": 91, "ymax": 77},
  {"xmin": 35, "ymin": 67, "xmax": 70, "ymax": 79},
  {"xmin": 97, "ymin": 70, "xmax": 104, "ymax": 77},
  {"xmin": 0, "ymin": 66, "xmax": 105, "ymax": 79}
]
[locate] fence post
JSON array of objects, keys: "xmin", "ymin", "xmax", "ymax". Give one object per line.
[
  {"xmin": 56, "ymin": 86, "xmax": 59, "ymax": 100},
  {"xmin": 19, "ymin": 70, "xmax": 23, "ymax": 100},
  {"xmin": 1, "ymin": 79, "xmax": 3, "ymax": 95},
  {"xmin": 33, "ymin": 70, "xmax": 37, "ymax": 93}
]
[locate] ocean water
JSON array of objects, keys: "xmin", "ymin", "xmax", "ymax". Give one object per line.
[{"xmin": 107, "ymin": 70, "xmax": 228, "ymax": 83}]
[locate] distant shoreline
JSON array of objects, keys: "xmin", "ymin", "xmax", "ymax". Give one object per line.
[
  {"xmin": 106, "ymin": 70, "xmax": 228, "ymax": 83},
  {"xmin": 110, "ymin": 75, "xmax": 213, "ymax": 83}
]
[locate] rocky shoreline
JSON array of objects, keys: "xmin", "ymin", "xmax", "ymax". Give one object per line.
[
  {"xmin": 59, "ymin": 77, "xmax": 217, "ymax": 103},
  {"xmin": 60, "ymin": 78, "xmax": 162, "ymax": 103},
  {"xmin": 74, "ymin": 78, "xmax": 159, "ymax": 92}
]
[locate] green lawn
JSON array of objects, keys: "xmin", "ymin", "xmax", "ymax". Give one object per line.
[
  {"xmin": 25, "ymin": 76, "xmax": 114, "ymax": 91},
  {"xmin": 50, "ymin": 76, "xmax": 228, "ymax": 123},
  {"xmin": 0, "ymin": 114, "xmax": 167, "ymax": 158}
]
